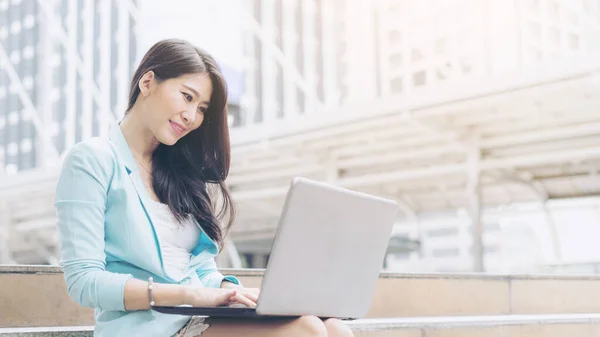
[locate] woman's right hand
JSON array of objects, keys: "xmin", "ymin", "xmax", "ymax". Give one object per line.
[{"xmin": 183, "ymin": 286, "xmax": 239, "ymax": 307}]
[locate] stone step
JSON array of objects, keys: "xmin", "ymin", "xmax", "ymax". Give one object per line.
[
  {"xmin": 3, "ymin": 266, "xmax": 600, "ymax": 327},
  {"xmin": 349, "ymin": 314, "xmax": 600, "ymax": 337},
  {"xmin": 2, "ymin": 314, "xmax": 600, "ymax": 337}
]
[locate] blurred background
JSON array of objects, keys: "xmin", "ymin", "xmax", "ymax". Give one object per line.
[{"xmin": 0, "ymin": 0, "xmax": 599, "ymax": 275}]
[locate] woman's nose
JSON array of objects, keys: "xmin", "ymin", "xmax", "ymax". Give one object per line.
[{"xmin": 182, "ymin": 110, "xmax": 195, "ymax": 125}]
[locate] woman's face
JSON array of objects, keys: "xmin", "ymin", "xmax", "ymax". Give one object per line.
[{"xmin": 141, "ymin": 72, "xmax": 213, "ymax": 146}]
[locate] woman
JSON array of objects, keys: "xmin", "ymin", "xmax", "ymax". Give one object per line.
[{"xmin": 55, "ymin": 39, "xmax": 354, "ymax": 337}]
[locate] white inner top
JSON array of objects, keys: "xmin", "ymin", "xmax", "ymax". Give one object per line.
[{"xmin": 152, "ymin": 201, "xmax": 200, "ymax": 280}]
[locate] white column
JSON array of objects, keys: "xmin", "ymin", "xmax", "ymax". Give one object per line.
[
  {"xmin": 240, "ymin": 1, "xmax": 257, "ymax": 125},
  {"xmin": 36, "ymin": 2, "xmax": 54, "ymax": 166},
  {"xmin": 240, "ymin": 43, "xmax": 256, "ymax": 124},
  {"xmin": 218, "ymin": 238, "xmax": 243, "ymax": 269},
  {"xmin": 65, "ymin": 0, "xmax": 77, "ymax": 149},
  {"xmin": 82, "ymin": 0, "xmax": 94, "ymax": 140},
  {"xmin": 541, "ymin": 202, "xmax": 562, "ymax": 262},
  {"xmin": 302, "ymin": 0, "xmax": 316, "ymax": 113},
  {"xmin": 260, "ymin": 0, "xmax": 276, "ymax": 123},
  {"xmin": 467, "ymin": 145, "xmax": 484, "ymax": 272},
  {"xmin": 117, "ymin": 3, "xmax": 130, "ymax": 115},
  {"xmin": 282, "ymin": 0, "xmax": 297, "ymax": 118},
  {"xmin": 99, "ymin": 0, "xmax": 112, "ymax": 136},
  {"xmin": 321, "ymin": 0, "xmax": 338, "ymax": 106}
]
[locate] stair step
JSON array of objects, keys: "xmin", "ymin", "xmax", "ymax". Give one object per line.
[
  {"xmin": 2, "ymin": 314, "xmax": 600, "ymax": 337},
  {"xmin": 3, "ymin": 266, "xmax": 600, "ymax": 327}
]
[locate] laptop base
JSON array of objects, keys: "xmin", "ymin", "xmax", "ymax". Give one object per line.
[{"xmin": 152, "ymin": 305, "xmax": 295, "ymax": 319}]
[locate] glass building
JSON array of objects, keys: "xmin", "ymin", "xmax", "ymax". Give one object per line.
[{"xmin": 0, "ymin": 0, "xmax": 139, "ymax": 173}]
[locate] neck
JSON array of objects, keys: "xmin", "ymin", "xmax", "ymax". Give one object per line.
[{"xmin": 119, "ymin": 105, "xmax": 159, "ymax": 162}]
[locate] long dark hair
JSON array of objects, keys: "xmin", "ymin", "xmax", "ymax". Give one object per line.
[{"xmin": 125, "ymin": 38, "xmax": 234, "ymax": 249}]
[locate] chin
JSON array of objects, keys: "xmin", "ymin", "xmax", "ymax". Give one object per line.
[
  {"xmin": 156, "ymin": 133, "xmax": 179, "ymax": 146},
  {"xmin": 162, "ymin": 138, "xmax": 179, "ymax": 146}
]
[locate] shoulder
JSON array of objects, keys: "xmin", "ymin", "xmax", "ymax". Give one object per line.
[
  {"xmin": 60, "ymin": 137, "xmax": 117, "ymax": 177},
  {"xmin": 56, "ymin": 137, "xmax": 119, "ymax": 199}
]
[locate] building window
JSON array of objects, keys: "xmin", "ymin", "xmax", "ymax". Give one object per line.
[
  {"xmin": 390, "ymin": 53, "xmax": 402, "ymax": 69},
  {"xmin": 21, "ymin": 108, "xmax": 30, "ymax": 121},
  {"xmin": 411, "ymin": 49, "xmax": 423, "ymax": 62},
  {"xmin": 394, "ymin": 252, "xmax": 411, "ymax": 260},
  {"xmin": 391, "ymin": 77, "xmax": 402, "ymax": 93},
  {"xmin": 427, "ymin": 228, "xmax": 459, "ymax": 238},
  {"xmin": 8, "ymin": 111, "xmax": 18, "ymax": 125},
  {"xmin": 23, "ymin": 45, "xmax": 34, "ymax": 59},
  {"xmin": 413, "ymin": 71, "xmax": 427, "ymax": 86},
  {"xmin": 549, "ymin": 1, "xmax": 559, "ymax": 20},
  {"xmin": 10, "ymin": 20, "xmax": 21, "ymax": 35},
  {"xmin": 23, "ymin": 14, "xmax": 35, "ymax": 29},
  {"xmin": 7, "ymin": 142, "xmax": 17, "ymax": 156},
  {"xmin": 569, "ymin": 33, "xmax": 579, "ymax": 50},
  {"xmin": 389, "ymin": 30, "xmax": 401, "ymax": 45},
  {"xmin": 10, "ymin": 50, "xmax": 20, "ymax": 64},
  {"xmin": 528, "ymin": 22, "xmax": 541, "ymax": 41},
  {"xmin": 485, "ymin": 245, "xmax": 500, "ymax": 254},
  {"xmin": 550, "ymin": 27, "xmax": 560, "ymax": 47},
  {"xmin": 468, "ymin": 223, "xmax": 501, "ymax": 232},
  {"xmin": 21, "ymin": 138, "xmax": 32, "ymax": 153},
  {"xmin": 469, "ymin": 245, "xmax": 501, "ymax": 255},
  {"xmin": 485, "ymin": 222, "xmax": 501, "ymax": 231},
  {"xmin": 432, "ymin": 248, "xmax": 460, "ymax": 257},
  {"xmin": 435, "ymin": 38, "xmax": 448, "ymax": 55}
]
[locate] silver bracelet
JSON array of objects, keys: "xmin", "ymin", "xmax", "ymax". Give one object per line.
[{"xmin": 148, "ymin": 277, "xmax": 155, "ymax": 307}]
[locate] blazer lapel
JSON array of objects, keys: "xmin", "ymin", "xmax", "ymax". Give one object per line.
[{"xmin": 108, "ymin": 123, "xmax": 170, "ymax": 276}]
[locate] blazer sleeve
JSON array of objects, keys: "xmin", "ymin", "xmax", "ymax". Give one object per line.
[
  {"xmin": 195, "ymin": 257, "xmax": 240, "ymax": 288},
  {"xmin": 54, "ymin": 140, "xmax": 133, "ymax": 311}
]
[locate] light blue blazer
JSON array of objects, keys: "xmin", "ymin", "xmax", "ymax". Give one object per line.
[{"xmin": 54, "ymin": 123, "xmax": 239, "ymax": 337}]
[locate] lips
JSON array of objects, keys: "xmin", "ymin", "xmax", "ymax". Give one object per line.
[{"xmin": 169, "ymin": 120, "xmax": 187, "ymax": 136}]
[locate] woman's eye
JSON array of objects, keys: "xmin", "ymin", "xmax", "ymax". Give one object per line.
[
  {"xmin": 198, "ymin": 107, "xmax": 207, "ymax": 114},
  {"xmin": 182, "ymin": 92, "xmax": 193, "ymax": 102}
]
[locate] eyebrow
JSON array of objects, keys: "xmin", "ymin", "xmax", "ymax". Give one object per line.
[{"xmin": 182, "ymin": 84, "xmax": 210, "ymax": 105}]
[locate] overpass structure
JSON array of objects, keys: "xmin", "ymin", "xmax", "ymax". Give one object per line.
[{"xmin": 1, "ymin": 0, "xmax": 599, "ymax": 271}]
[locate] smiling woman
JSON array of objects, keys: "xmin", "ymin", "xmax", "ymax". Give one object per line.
[
  {"xmin": 54, "ymin": 38, "xmax": 353, "ymax": 337},
  {"xmin": 121, "ymin": 40, "xmax": 233, "ymax": 245}
]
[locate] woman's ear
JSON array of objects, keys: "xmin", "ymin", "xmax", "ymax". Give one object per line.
[{"xmin": 139, "ymin": 71, "xmax": 156, "ymax": 97}]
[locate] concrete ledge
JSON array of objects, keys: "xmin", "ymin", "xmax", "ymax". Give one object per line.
[
  {"xmin": 3, "ymin": 314, "xmax": 600, "ymax": 336},
  {"xmin": 6, "ymin": 264, "xmax": 600, "ymax": 280},
  {"xmin": 0, "ymin": 326, "xmax": 93, "ymax": 337},
  {"xmin": 346, "ymin": 313, "xmax": 600, "ymax": 330}
]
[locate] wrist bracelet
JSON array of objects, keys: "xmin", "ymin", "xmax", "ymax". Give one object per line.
[{"xmin": 148, "ymin": 277, "xmax": 155, "ymax": 307}]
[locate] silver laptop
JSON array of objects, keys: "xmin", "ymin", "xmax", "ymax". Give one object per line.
[{"xmin": 153, "ymin": 177, "xmax": 398, "ymax": 320}]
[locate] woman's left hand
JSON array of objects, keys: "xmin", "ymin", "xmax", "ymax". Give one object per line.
[{"xmin": 220, "ymin": 281, "xmax": 260, "ymax": 307}]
